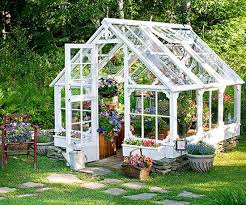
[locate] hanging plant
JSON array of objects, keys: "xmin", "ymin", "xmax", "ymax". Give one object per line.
[{"xmin": 98, "ymin": 78, "xmax": 118, "ymax": 98}]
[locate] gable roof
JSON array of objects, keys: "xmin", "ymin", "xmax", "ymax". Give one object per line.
[{"xmin": 50, "ymin": 18, "xmax": 244, "ymax": 91}]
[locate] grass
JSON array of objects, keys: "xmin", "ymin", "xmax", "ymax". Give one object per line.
[{"xmin": 0, "ymin": 135, "xmax": 246, "ymax": 205}]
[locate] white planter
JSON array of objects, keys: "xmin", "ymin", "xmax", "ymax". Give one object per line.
[
  {"xmin": 54, "ymin": 135, "xmax": 80, "ymax": 148},
  {"xmin": 187, "ymin": 154, "xmax": 215, "ymax": 172},
  {"xmin": 122, "ymin": 144, "xmax": 166, "ymax": 160}
]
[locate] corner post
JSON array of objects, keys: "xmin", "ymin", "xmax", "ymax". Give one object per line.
[
  {"xmin": 65, "ymin": 44, "xmax": 72, "ymax": 163},
  {"xmin": 169, "ymin": 92, "xmax": 179, "ymax": 142},
  {"xmin": 54, "ymin": 85, "xmax": 62, "ymax": 133},
  {"xmin": 196, "ymin": 89, "xmax": 204, "ymax": 136},
  {"xmin": 123, "ymin": 45, "xmax": 131, "ymax": 140},
  {"xmin": 218, "ymin": 86, "xmax": 226, "ymax": 128},
  {"xmin": 234, "ymin": 84, "xmax": 241, "ymax": 135}
]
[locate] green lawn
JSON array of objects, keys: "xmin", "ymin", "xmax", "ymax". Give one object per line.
[{"xmin": 1, "ymin": 136, "xmax": 246, "ymax": 205}]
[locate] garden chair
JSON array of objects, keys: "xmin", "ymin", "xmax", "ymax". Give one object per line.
[{"xmin": 1, "ymin": 113, "xmax": 38, "ymax": 174}]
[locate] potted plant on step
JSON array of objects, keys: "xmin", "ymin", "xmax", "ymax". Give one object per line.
[
  {"xmin": 37, "ymin": 131, "xmax": 54, "ymax": 156},
  {"xmin": 187, "ymin": 141, "xmax": 215, "ymax": 172}
]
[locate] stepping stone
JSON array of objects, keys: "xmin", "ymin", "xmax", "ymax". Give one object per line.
[
  {"xmin": 177, "ymin": 191, "xmax": 204, "ymax": 198},
  {"xmin": 0, "ymin": 197, "xmax": 6, "ymax": 200},
  {"xmin": 150, "ymin": 186, "xmax": 170, "ymax": 193},
  {"xmin": 80, "ymin": 182, "xmax": 106, "ymax": 189},
  {"xmin": 36, "ymin": 187, "xmax": 53, "ymax": 193},
  {"xmin": 101, "ymin": 178, "xmax": 123, "ymax": 184},
  {"xmin": 156, "ymin": 199, "xmax": 190, "ymax": 205},
  {"xmin": 123, "ymin": 193, "xmax": 157, "ymax": 200},
  {"xmin": 122, "ymin": 182, "xmax": 145, "ymax": 189},
  {"xmin": 102, "ymin": 188, "xmax": 127, "ymax": 196},
  {"xmin": 20, "ymin": 182, "xmax": 44, "ymax": 188},
  {"xmin": 47, "ymin": 173, "xmax": 82, "ymax": 184},
  {"xmin": 0, "ymin": 187, "xmax": 16, "ymax": 194},
  {"xmin": 16, "ymin": 194, "xmax": 36, "ymax": 198},
  {"xmin": 79, "ymin": 167, "xmax": 112, "ymax": 176}
]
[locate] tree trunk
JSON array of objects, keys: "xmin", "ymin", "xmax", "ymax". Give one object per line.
[{"xmin": 118, "ymin": 0, "xmax": 124, "ymax": 19}]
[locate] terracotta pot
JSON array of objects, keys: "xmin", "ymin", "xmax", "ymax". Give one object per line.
[{"xmin": 187, "ymin": 154, "xmax": 215, "ymax": 172}]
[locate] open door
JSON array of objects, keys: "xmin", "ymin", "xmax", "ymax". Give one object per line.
[{"xmin": 64, "ymin": 44, "xmax": 99, "ymax": 163}]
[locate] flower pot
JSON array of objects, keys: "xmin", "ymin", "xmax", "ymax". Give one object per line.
[
  {"xmin": 187, "ymin": 154, "xmax": 215, "ymax": 172},
  {"xmin": 37, "ymin": 141, "xmax": 54, "ymax": 156}
]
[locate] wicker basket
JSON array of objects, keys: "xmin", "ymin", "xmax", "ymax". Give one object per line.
[{"xmin": 122, "ymin": 148, "xmax": 152, "ymax": 180}]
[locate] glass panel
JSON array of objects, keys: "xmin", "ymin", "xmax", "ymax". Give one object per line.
[
  {"xmin": 71, "ymin": 87, "xmax": 81, "ymax": 96},
  {"xmin": 130, "ymin": 114, "xmax": 142, "ymax": 138},
  {"xmin": 72, "ymin": 123, "xmax": 80, "ymax": 131},
  {"xmin": 71, "ymin": 64, "xmax": 81, "ymax": 80},
  {"xmin": 72, "ymin": 110, "xmax": 80, "ymax": 124},
  {"xmin": 211, "ymin": 90, "xmax": 219, "ymax": 127},
  {"xmin": 224, "ymin": 86, "xmax": 234, "ymax": 124},
  {"xmin": 143, "ymin": 91, "xmax": 155, "ymax": 115},
  {"xmin": 203, "ymin": 91, "xmax": 210, "ymax": 131},
  {"xmin": 83, "ymin": 121, "xmax": 91, "ymax": 133},
  {"xmin": 82, "ymin": 64, "xmax": 91, "ymax": 78},
  {"xmin": 72, "ymin": 102, "xmax": 80, "ymax": 110},
  {"xmin": 158, "ymin": 117, "xmax": 169, "ymax": 140},
  {"xmin": 70, "ymin": 48, "xmax": 81, "ymax": 61},
  {"xmin": 177, "ymin": 91, "xmax": 196, "ymax": 138},
  {"xmin": 144, "ymin": 116, "xmax": 155, "ymax": 139},
  {"xmin": 130, "ymin": 91, "xmax": 139, "ymax": 113},
  {"xmin": 61, "ymin": 109, "xmax": 66, "ymax": 128},
  {"xmin": 158, "ymin": 92, "xmax": 169, "ymax": 116}
]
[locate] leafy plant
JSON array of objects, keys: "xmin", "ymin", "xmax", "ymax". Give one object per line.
[
  {"xmin": 37, "ymin": 134, "xmax": 53, "ymax": 143},
  {"xmin": 187, "ymin": 141, "xmax": 215, "ymax": 155},
  {"xmin": 97, "ymin": 103, "xmax": 123, "ymax": 141}
]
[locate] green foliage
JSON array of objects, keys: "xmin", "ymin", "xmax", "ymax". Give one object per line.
[
  {"xmin": 37, "ymin": 134, "xmax": 53, "ymax": 143},
  {"xmin": 0, "ymin": 27, "xmax": 63, "ymax": 128},
  {"xmin": 0, "ymin": 0, "xmax": 245, "ymax": 131},
  {"xmin": 205, "ymin": 11, "xmax": 246, "ymax": 132}
]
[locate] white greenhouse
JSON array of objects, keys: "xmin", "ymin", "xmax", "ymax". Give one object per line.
[{"xmin": 50, "ymin": 18, "xmax": 244, "ymax": 165}]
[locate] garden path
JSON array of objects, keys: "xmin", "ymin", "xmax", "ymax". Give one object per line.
[{"xmin": 0, "ymin": 172, "xmax": 204, "ymax": 204}]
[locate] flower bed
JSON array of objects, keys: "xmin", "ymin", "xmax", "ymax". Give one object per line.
[{"xmin": 124, "ymin": 138, "xmax": 160, "ymax": 148}]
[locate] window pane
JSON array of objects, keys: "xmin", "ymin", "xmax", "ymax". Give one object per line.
[
  {"xmin": 144, "ymin": 116, "xmax": 155, "ymax": 139},
  {"xmin": 130, "ymin": 115, "xmax": 142, "ymax": 138}
]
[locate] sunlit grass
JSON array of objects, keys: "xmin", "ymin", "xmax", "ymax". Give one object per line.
[{"xmin": 0, "ymin": 135, "xmax": 245, "ymax": 204}]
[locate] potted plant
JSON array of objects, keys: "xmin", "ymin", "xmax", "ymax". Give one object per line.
[
  {"xmin": 37, "ymin": 131, "xmax": 54, "ymax": 156},
  {"xmin": 187, "ymin": 141, "xmax": 215, "ymax": 172},
  {"xmin": 97, "ymin": 102, "xmax": 123, "ymax": 159},
  {"xmin": 122, "ymin": 148, "xmax": 153, "ymax": 180}
]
